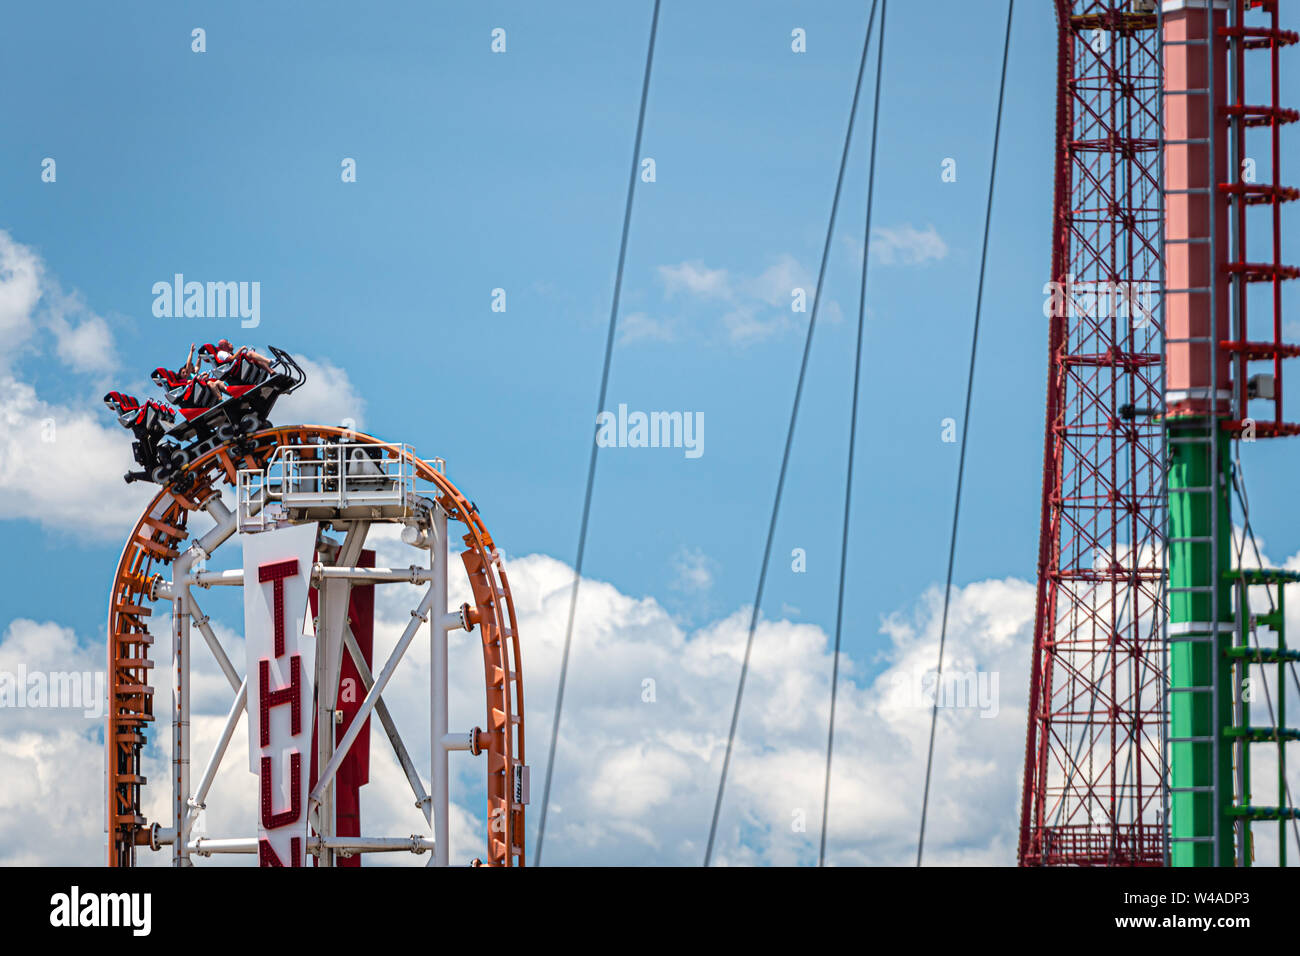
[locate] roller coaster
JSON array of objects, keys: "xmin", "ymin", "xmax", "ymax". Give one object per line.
[{"xmin": 103, "ymin": 345, "xmax": 526, "ymax": 866}]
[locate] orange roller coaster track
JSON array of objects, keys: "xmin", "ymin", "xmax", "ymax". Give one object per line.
[{"xmin": 105, "ymin": 425, "xmax": 525, "ymax": 866}]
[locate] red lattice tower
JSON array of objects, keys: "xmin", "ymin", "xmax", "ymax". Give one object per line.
[{"xmin": 1019, "ymin": 1, "xmax": 1168, "ymax": 867}]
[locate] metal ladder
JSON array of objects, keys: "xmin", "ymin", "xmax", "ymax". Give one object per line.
[{"xmin": 1157, "ymin": 0, "xmax": 1225, "ymax": 866}]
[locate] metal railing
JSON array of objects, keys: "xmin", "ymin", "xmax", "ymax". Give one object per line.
[{"xmin": 237, "ymin": 441, "xmax": 445, "ymax": 531}]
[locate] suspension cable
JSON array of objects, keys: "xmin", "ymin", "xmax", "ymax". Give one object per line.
[
  {"xmin": 819, "ymin": 1, "xmax": 887, "ymax": 869},
  {"xmin": 534, "ymin": 0, "xmax": 662, "ymax": 866},
  {"xmin": 915, "ymin": 0, "xmax": 1014, "ymax": 867},
  {"xmin": 703, "ymin": 0, "xmax": 881, "ymax": 867}
]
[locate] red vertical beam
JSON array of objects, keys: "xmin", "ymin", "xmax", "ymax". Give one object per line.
[{"xmin": 308, "ymin": 548, "xmax": 375, "ymax": 867}]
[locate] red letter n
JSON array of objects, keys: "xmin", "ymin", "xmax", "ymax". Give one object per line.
[{"xmin": 258, "ymin": 837, "xmax": 303, "ymax": 867}]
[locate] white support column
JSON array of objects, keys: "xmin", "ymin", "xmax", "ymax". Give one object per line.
[
  {"xmin": 431, "ymin": 507, "xmax": 449, "ymax": 866},
  {"xmin": 165, "ymin": 489, "xmax": 249, "ymax": 867},
  {"xmin": 171, "ymin": 556, "xmax": 194, "ymax": 867}
]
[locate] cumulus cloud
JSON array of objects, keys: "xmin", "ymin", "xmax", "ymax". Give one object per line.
[
  {"xmin": 869, "ymin": 224, "xmax": 949, "ymax": 266},
  {"xmin": 652, "ymin": 255, "xmax": 821, "ymax": 345},
  {"xmin": 0, "ymin": 376, "xmax": 156, "ymax": 533},
  {"xmin": 0, "ymin": 507, "xmax": 1049, "ymax": 867},
  {"xmin": 0, "ymin": 232, "xmax": 150, "ymax": 534},
  {"xmin": 0, "ymin": 231, "xmax": 117, "ymax": 375},
  {"xmin": 671, "ymin": 547, "xmax": 715, "ymax": 593},
  {"xmin": 48, "ymin": 302, "xmax": 117, "ymax": 375},
  {"xmin": 741, "ymin": 254, "xmax": 813, "ymax": 308},
  {"xmin": 658, "ymin": 261, "xmax": 732, "ymax": 300},
  {"xmin": 0, "ymin": 619, "xmax": 110, "ymax": 866},
  {"xmin": 617, "ymin": 311, "xmax": 677, "ymax": 346},
  {"xmin": 274, "ymin": 353, "xmax": 368, "ymax": 431},
  {"xmin": 12, "ymin": 518, "xmax": 1293, "ymax": 866},
  {"xmin": 0, "ymin": 233, "xmax": 42, "ymax": 357}
]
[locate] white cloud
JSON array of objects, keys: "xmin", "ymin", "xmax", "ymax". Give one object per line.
[
  {"xmin": 618, "ymin": 311, "xmax": 677, "ymax": 345},
  {"xmin": 671, "ymin": 547, "xmax": 715, "ymax": 593},
  {"xmin": 652, "ymin": 256, "xmax": 823, "ymax": 345},
  {"xmin": 16, "ymin": 528, "xmax": 1293, "ymax": 867},
  {"xmin": 0, "ymin": 232, "xmax": 152, "ymax": 535},
  {"xmin": 742, "ymin": 254, "xmax": 812, "ymax": 308},
  {"xmin": 720, "ymin": 306, "xmax": 794, "ymax": 344},
  {"xmin": 658, "ymin": 261, "xmax": 732, "ymax": 300},
  {"xmin": 0, "ymin": 534, "xmax": 1044, "ymax": 866},
  {"xmin": 48, "ymin": 303, "xmax": 117, "ymax": 375},
  {"xmin": 0, "ymin": 231, "xmax": 118, "ymax": 374},
  {"xmin": 0, "ymin": 619, "xmax": 111, "ymax": 865},
  {"xmin": 0, "ymin": 375, "xmax": 155, "ymax": 534},
  {"xmin": 0, "ymin": 233, "xmax": 42, "ymax": 358},
  {"xmin": 869, "ymin": 224, "xmax": 949, "ymax": 266},
  {"xmin": 0, "ymin": 729, "xmax": 106, "ymax": 866},
  {"xmin": 275, "ymin": 354, "xmax": 368, "ymax": 431}
]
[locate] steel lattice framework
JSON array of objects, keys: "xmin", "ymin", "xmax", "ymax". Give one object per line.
[{"xmin": 1019, "ymin": 1, "xmax": 1168, "ymax": 867}]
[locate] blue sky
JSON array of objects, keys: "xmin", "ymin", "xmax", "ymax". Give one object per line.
[
  {"xmin": 2, "ymin": 1, "xmax": 1299, "ymax": 865},
  {"xmin": 0, "ymin": 0, "xmax": 1066, "ymax": 637}
]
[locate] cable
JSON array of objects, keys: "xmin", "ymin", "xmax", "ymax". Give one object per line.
[
  {"xmin": 534, "ymin": 0, "xmax": 662, "ymax": 866},
  {"xmin": 819, "ymin": 0, "xmax": 887, "ymax": 869},
  {"xmin": 915, "ymin": 0, "xmax": 1014, "ymax": 867},
  {"xmin": 703, "ymin": 0, "xmax": 881, "ymax": 867}
]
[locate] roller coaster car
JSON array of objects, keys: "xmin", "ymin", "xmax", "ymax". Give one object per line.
[
  {"xmin": 104, "ymin": 392, "xmax": 178, "ymax": 483},
  {"xmin": 127, "ymin": 346, "xmax": 306, "ymax": 485}
]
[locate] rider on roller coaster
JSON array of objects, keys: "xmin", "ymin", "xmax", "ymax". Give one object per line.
[
  {"xmin": 151, "ymin": 366, "xmax": 229, "ymax": 409},
  {"xmin": 177, "ymin": 342, "xmax": 200, "ymax": 378},
  {"xmin": 200, "ymin": 339, "xmax": 272, "ymax": 375}
]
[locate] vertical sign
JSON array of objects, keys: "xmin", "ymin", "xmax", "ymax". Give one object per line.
[{"xmin": 243, "ymin": 523, "xmax": 318, "ymax": 867}]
